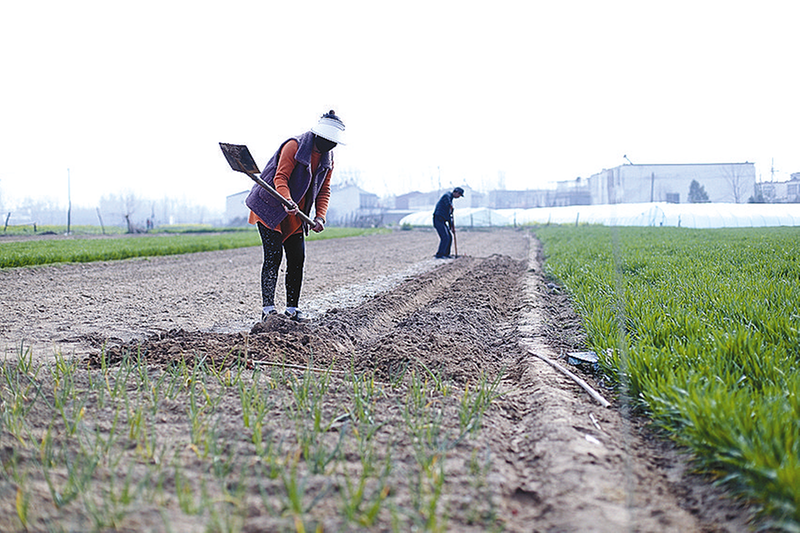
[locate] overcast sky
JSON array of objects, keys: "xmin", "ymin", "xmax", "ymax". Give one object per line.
[{"xmin": 1, "ymin": 0, "xmax": 797, "ymax": 213}]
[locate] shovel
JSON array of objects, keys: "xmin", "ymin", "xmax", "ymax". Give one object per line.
[{"xmin": 219, "ymin": 142, "xmax": 315, "ymax": 226}]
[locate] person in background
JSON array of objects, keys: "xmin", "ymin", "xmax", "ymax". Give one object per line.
[
  {"xmin": 245, "ymin": 110, "xmax": 345, "ymax": 322},
  {"xmin": 432, "ymin": 186, "xmax": 464, "ymax": 259}
]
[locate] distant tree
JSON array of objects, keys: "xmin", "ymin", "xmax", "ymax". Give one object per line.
[
  {"xmin": 688, "ymin": 180, "xmax": 710, "ymax": 203},
  {"xmin": 122, "ymin": 193, "xmax": 140, "ymax": 233},
  {"xmin": 336, "ymin": 166, "xmax": 364, "ymax": 188},
  {"xmin": 99, "ymin": 192, "xmax": 142, "ymax": 232},
  {"xmin": 18, "ymin": 197, "xmax": 63, "ymax": 225},
  {"xmin": 496, "ymin": 170, "xmax": 506, "ymax": 190},
  {"xmin": 721, "ymin": 164, "xmax": 751, "ymax": 203}
]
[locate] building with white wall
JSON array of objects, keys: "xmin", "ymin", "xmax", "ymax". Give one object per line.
[
  {"xmin": 587, "ymin": 163, "xmax": 756, "ymax": 205},
  {"xmin": 226, "ymin": 184, "xmax": 383, "ymax": 227},
  {"xmin": 325, "ymin": 184, "xmax": 381, "ymax": 226},
  {"xmin": 225, "ymin": 190, "xmax": 249, "ymax": 226},
  {"xmin": 755, "ymin": 174, "xmax": 800, "ymax": 203}
]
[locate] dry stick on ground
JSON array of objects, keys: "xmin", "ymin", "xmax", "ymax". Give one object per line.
[
  {"xmin": 252, "ymin": 360, "xmax": 349, "ymax": 375},
  {"xmin": 529, "ymin": 351, "xmax": 611, "ymax": 408},
  {"xmin": 589, "ymin": 413, "xmax": 605, "ymax": 432}
]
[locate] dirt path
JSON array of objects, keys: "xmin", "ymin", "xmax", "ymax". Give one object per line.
[
  {"xmin": 0, "ymin": 228, "xmax": 752, "ymax": 531},
  {"xmin": 1, "ymin": 229, "xmax": 502, "ymax": 359}
]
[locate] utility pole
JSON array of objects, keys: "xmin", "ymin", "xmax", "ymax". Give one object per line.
[
  {"xmin": 771, "ymin": 158, "xmax": 778, "ymax": 182},
  {"xmin": 66, "ymin": 168, "xmax": 72, "ymax": 235},
  {"xmin": 650, "ymin": 172, "xmax": 655, "ymax": 202}
]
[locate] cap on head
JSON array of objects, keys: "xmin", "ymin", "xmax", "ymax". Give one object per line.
[
  {"xmin": 453, "ymin": 187, "xmax": 464, "ymax": 195},
  {"xmin": 311, "ymin": 110, "xmax": 346, "ymax": 145}
]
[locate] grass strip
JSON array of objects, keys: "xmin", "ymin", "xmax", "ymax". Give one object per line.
[
  {"xmin": 535, "ymin": 225, "xmax": 800, "ymax": 530},
  {"xmin": 2, "ymin": 224, "xmax": 128, "ymax": 236},
  {"xmin": 0, "ymin": 227, "xmax": 388, "ymax": 269}
]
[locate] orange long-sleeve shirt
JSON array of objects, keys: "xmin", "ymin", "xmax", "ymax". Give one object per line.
[{"xmin": 248, "ymin": 139, "xmax": 333, "ymax": 240}]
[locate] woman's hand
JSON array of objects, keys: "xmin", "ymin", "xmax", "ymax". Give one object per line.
[
  {"xmin": 283, "ymin": 201, "xmax": 299, "ymax": 216},
  {"xmin": 311, "ymin": 217, "xmax": 325, "ymax": 233}
]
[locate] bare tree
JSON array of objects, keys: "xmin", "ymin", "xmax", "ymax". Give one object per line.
[
  {"xmin": 99, "ymin": 192, "xmax": 143, "ymax": 232},
  {"xmin": 122, "ymin": 192, "xmax": 142, "ymax": 233},
  {"xmin": 18, "ymin": 197, "xmax": 62, "ymax": 225},
  {"xmin": 721, "ymin": 164, "xmax": 751, "ymax": 203},
  {"xmin": 496, "ymin": 170, "xmax": 506, "ymax": 191},
  {"xmin": 336, "ymin": 166, "xmax": 363, "ymax": 188}
]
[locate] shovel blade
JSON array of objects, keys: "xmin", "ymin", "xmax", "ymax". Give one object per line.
[{"xmin": 219, "ymin": 143, "xmax": 261, "ymax": 175}]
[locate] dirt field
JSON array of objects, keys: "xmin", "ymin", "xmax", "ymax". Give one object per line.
[{"xmin": 0, "ymin": 228, "xmax": 755, "ymax": 531}]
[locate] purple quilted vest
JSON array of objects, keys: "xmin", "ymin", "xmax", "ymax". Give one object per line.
[{"xmin": 245, "ymin": 131, "xmax": 333, "ymax": 228}]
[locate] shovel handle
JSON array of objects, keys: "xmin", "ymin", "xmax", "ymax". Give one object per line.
[
  {"xmin": 245, "ymin": 172, "xmax": 316, "ymax": 226},
  {"xmin": 218, "ymin": 142, "xmax": 316, "ymax": 227}
]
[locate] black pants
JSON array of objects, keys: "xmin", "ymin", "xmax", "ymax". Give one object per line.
[
  {"xmin": 433, "ymin": 215, "xmax": 452, "ymax": 257},
  {"xmin": 257, "ymin": 223, "xmax": 305, "ymax": 308}
]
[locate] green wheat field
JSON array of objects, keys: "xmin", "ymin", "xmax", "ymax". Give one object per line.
[{"xmin": 536, "ymin": 225, "xmax": 799, "ymax": 530}]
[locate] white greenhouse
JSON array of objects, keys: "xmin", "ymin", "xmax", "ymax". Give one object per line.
[
  {"xmin": 400, "ymin": 203, "xmax": 800, "ymax": 229},
  {"xmin": 400, "ymin": 207, "xmax": 510, "ymax": 228}
]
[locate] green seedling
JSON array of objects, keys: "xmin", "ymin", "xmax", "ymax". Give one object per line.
[
  {"xmin": 408, "ymin": 452, "xmax": 448, "ymax": 533},
  {"xmin": 416, "ymin": 358, "xmax": 450, "ymax": 397},
  {"xmin": 339, "ymin": 433, "xmax": 393, "ymax": 527},
  {"xmin": 51, "ymin": 351, "xmax": 79, "ymax": 385},
  {"xmin": 286, "ymin": 364, "xmax": 332, "ymax": 428},
  {"xmin": 458, "ymin": 371, "xmax": 504, "ymax": 437},
  {"xmin": 127, "ymin": 402, "xmax": 158, "ymax": 461},
  {"xmin": 297, "ymin": 416, "xmax": 346, "ymax": 475},
  {"xmin": 238, "ymin": 371, "xmax": 273, "ymax": 434},
  {"xmin": 207, "ymin": 354, "xmax": 247, "ymax": 388},
  {"xmin": 173, "ymin": 465, "xmax": 203, "ymax": 515},
  {"xmin": 83, "ymin": 462, "xmax": 143, "ymax": 531},
  {"xmin": 280, "ymin": 448, "xmax": 307, "ymax": 517},
  {"xmin": 402, "ymin": 371, "xmax": 455, "ymax": 465},
  {"xmin": 465, "ymin": 447, "xmax": 499, "ymax": 527},
  {"xmin": 43, "ymin": 448, "xmax": 100, "ymax": 509},
  {"xmin": 159, "ymin": 362, "xmax": 185, "ymax": 400},
  {"xmin": 1, "ymin": 355, "xmax": 45, "ymax": 445},
  {"xmin": 278, "ymin": 447, "xmax": 332, "ymax": 519},
  {"xmin": 57, "ymin": 393, "xmax": 88, "ymax": 438},
  {"xmin": 348, "ymin": 371, "xmax": 378, "ymax": 425},
  {"xmin": 203, "ymin": 418, "xmax": 238, "ymax": 481},
  {"xmin": 206, "ymin": 465, "xmax": 248, "ymax": 533},
  {"xmin": 186, "ymin": 367, "xmax": 219, "ymax": 455},
  {"xmin": 255, "ymin": 433, "xmax": 286, "ymax": 480},
  {"xmin": 105, "ymin": 352, "xmax": 137, "ymax": 401},
  {"xmin": 15, "ymin": 483, "xmax": 30, "ymax": 531}
]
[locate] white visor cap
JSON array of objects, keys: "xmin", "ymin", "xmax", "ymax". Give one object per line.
[{"xmin": 311, "ymin": 115, "xmax": 346, "ymax": 145}]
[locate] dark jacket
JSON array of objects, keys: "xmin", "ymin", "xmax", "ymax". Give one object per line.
[
  {"xmin": 245, "ymin": 131, "xmax": 333, "ymax": 228},
  {"xmin": 433, "ymin": 192, "xmax": 455, "ymax": 225}
]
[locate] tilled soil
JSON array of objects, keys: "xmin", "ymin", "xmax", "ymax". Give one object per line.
[{"xmin": 0, "ymin": 228, "xmax": 754, "ymax": 531}]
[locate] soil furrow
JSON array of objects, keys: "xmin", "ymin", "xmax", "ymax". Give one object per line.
[{"xmin": 313, "ymin": 256, "xmax": 476, "ymax": 349}]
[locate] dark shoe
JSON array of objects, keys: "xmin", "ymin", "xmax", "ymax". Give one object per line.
[
  {"xmin": 261, "ymin": 309, "xmax": 277, "ymax": 321},
  {"xmin": 284, "ymin": 309, "xmax": 307, "ymax": 322}
]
